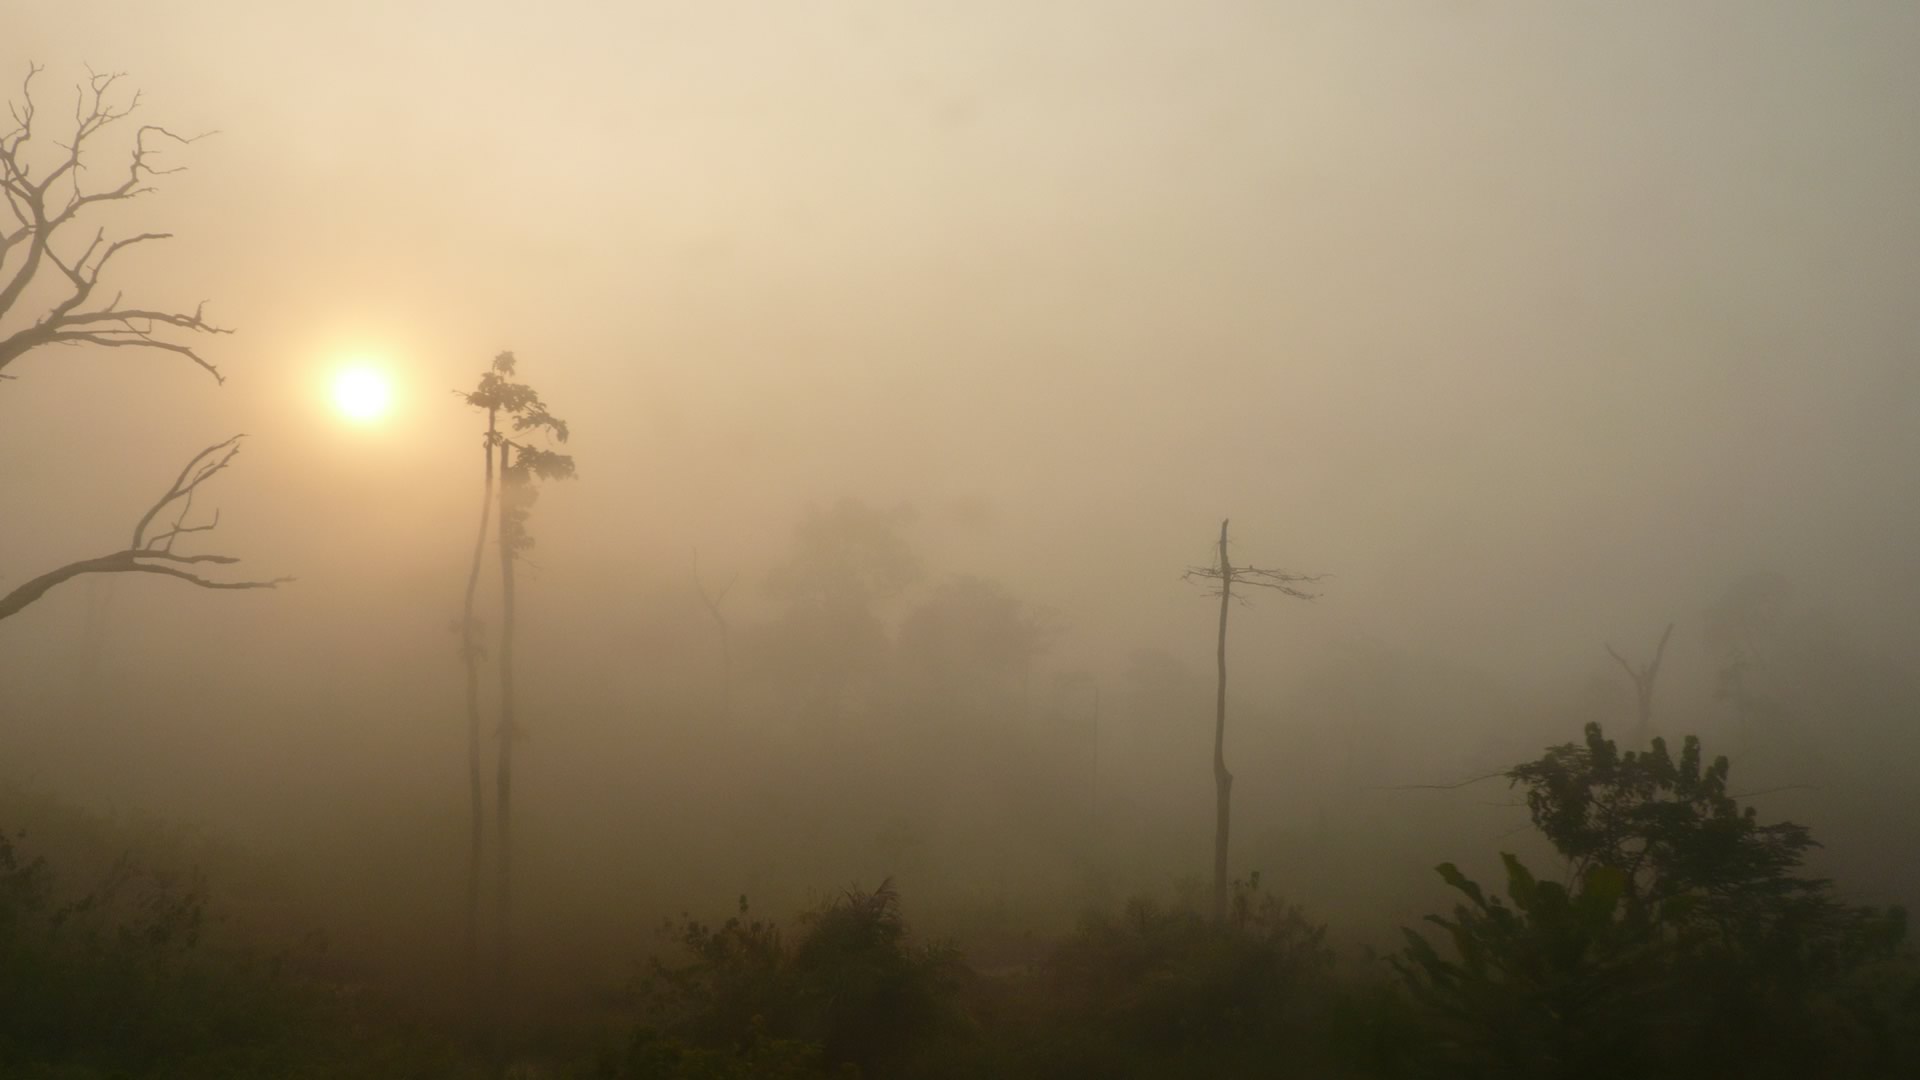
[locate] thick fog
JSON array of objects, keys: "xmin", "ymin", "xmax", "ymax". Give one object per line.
[{"xmin": 4, "ymin": 0, "xmax": 1919, "ymax": 1004}]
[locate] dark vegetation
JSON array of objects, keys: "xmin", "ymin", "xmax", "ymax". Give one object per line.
[
  {"xmin": 0, "ymin": 803, "xmax": 484, "ymax": 1079},
  {"xmin": 5, "ymin": 723, "xmax": 1914, "ymax": 1078},
  {"xmin": 7, "ymin": 59, "xmax": 1920, "ymax": 1080}
]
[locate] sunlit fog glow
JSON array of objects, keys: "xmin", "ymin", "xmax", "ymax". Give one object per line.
[
  {"xmin": 331, "ymin": 366, "xmax": 392, "ymax": 423},
  {"xmin": 4, "ymin": 5, "xmax": 1920, "ymax": 1072}
]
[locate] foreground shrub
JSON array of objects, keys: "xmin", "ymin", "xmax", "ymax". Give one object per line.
[
  {"xmin": 635, "ymin": 878, "xmax": 966, "ymax": 1077},
  {"xmin": 1394, "ymin": 724, "xmax": 1919, "ymax": 1080}
]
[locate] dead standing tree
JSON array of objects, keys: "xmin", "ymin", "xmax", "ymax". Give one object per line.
[
  {"xmin": 1184, "ymin": 518, "xmax": 1321, "ymax": 923},
  {"xmin": 1607, "ymin": 621, "xmax": 1674, "ymax": 746},
  {"xmin": 0, "ymin": 67, "xmax": 279, "ymax": 623}
]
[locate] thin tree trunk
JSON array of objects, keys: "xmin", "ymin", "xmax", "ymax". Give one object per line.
[
  {"xmin": 459, "ymin": 411, "xmax": 496, "ymax": 978},
  {"xmin": 1637, "ymin": 622, "xmax": 1673, "ymax": 745},
  {"xmin": 716, "ymin": 622, "xmax": 732, "ymax": 721},
  {"xmin": 495, "ymin": 439, "xmax": 517, "ymax": 992},
  {"xmin": 1212, "ymin": 518, "xmax": 1234, "ymax": 924}
]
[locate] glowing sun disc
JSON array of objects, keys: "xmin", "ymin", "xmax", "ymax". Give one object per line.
[{"xmin": 332, "ymin": 366, "xmax": 392, "ymax": 422}]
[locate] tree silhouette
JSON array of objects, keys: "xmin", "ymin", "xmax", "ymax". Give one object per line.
[
  {"xmin": 1395, "ymin": 723, "xmax": 1908, "ymax": 1079},
  {"xmin": 0, "ymin": 67, "xmax": 279, "ymax": 624},
  {"xmin": 0, "ymin": 66, "xmax": 227, "ymax": 380},
  {"xmin": 1605, "ymin": 622, "xmax": 1673, "ymax": 746},
  {"xmin": 0, "ymin": 437, "xmax": 287, "ymax": 622},
  {"xmin": 455, "ymin": 354, "xmax": 505, "ymax": 977},
  {"xmin": 1183, "ymin": 519, "xmax": 1321, "ymax": 923},
  {"xmin": 459, "ymin": 350, "xmax": 573, "ymax": 995}
]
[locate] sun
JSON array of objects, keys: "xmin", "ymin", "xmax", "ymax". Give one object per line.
[{"xmin": 332, "ymin": 365, "xmax": 393, "ymax": 423}]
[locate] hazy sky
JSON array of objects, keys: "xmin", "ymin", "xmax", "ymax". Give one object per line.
[{"xmin": 5, "ymin": 0, "xmax": 1919, "ymax": 690}]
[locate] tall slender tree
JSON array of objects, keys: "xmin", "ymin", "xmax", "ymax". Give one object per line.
[
  {"xmin": 458, "ymin": 351, "xmax": 572, "ymax": 989},
  {"xmin": 456, "ymin": 358, "xmax": 503, "ymax": 975},
  {"xmin": 493, "ymin": 433, "xmax": 572, "ymax": 987},
  {"xmin": 1184, "ymin": 519, "xmax": 1321, "ymax": 923},
  {"xmin": 495, "ymin": 438, "xmax": 518, "ymax": 988}
]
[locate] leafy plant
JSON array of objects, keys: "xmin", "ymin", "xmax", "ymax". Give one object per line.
[
  {"xmin": 1392, "ymin": 855, "xmax": 1661, "ymax": 1077},
  {"xmin": 458, "ymin": 349, "xmax": 576, "ymax": 989},
  {"xmin": 1394, "ymin": 724, "xmax": 1915, "ymax": 1079}
]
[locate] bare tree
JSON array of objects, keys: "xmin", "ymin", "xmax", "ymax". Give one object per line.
[
  {"xmin": 1184, "ymin": 518, "xmax": 1321, "ymax": 923},
  {"xmin": 691, "ymin": 551, "xmax": 736, "ymax": 722},
  {"xmin": 1606, "ymin": 622, "xmax": 1674, "ymax": 746},
  {"xmin": 0, "ymin": 436, "xmax": 286, "ymax": 622},
  {"xmin": 0, "ymin": 68, "xmax": 277, "ymax": 624},
  {"xmin": 1, "ymin": 66, "xmax": 228, "ymax": 382}
]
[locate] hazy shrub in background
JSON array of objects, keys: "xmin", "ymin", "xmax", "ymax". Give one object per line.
[
  {"xmin": 617, "ymin": 875, "xmax": 1403, "ymax": 1080},
  {"xmin": 0, "ymin": 826, "xmax": 238, "ymax": 1073},
  {"xmin": 0, "ymin": 823, "xmax": 483, "ymax": 1079},
  {"xmin": 989, "ymin": 874, "xmax": 1349, "ymax": 1079},
  {"xmin": 634, "ymin": 878, "xmax": 967, "ymax": 1078},
  {"xmin": 1047, "ymin": 874, "xmax": 1330, "ymax": 1044}
]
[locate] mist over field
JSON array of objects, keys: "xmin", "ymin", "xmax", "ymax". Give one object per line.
[{"xmin": 3, "ymin": 3, "xmax": 1919, "ymax": 1077}]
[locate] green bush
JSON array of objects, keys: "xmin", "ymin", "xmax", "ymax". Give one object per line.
[{"xmin": 1393, "ymin": 724, "xmax": 1919, "ymax": 1080}]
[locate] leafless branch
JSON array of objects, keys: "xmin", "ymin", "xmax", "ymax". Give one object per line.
[
  {"xmin": 1604, "ymin": 642, "xmax": 1637, "ymax": 680},
  {"xmin": 1183, "ymin": 564, "xmax": 1327, "ymax": 601},
  {"xmin": 1607, "ymin": 621, "xmax": 1675, "ymax": 742},
  {"xmin": 0, "ymin": 65, "xmax": 224, "ymax": 382},
  {"xmin": 0, "ymin": 434, "xmax": 288, "ymax": 623},
  {"xmin": 130, "ymin": 435, "xmax": 242, "ymax": 549}
]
